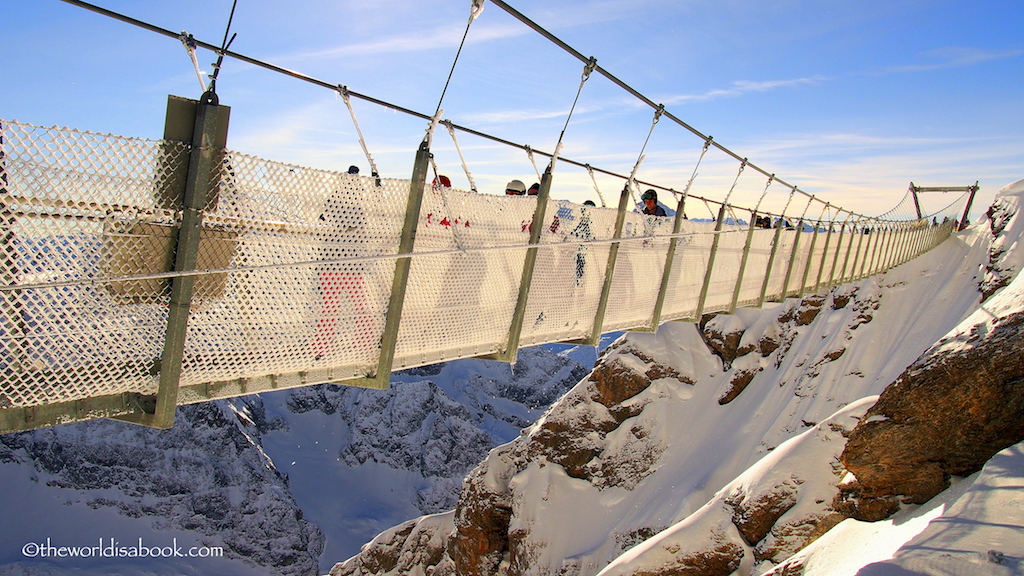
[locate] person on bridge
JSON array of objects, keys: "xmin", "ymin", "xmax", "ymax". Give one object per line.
[
  {"xmin": 641, "ymin": 189, "xmax": 667, "ymax": 217},
  {"xmin": 527, "ymin": 182, "xmax": 540, "ymax": 196},
  {"xmin": 505, "ymin": 179, "xmax": 527, "ymax": 195},
  {"xmin": 313, "ymin": 173, "xmax": 372, "ymax": 363},
  {"xmin": 571, "ymin": 200, "xmax": 596, "ymax": 285}
]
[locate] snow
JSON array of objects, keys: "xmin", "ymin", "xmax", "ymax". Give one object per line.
[{"xmin": 581, "ymin": 178, "xmax": 1024, "ymax": 576}]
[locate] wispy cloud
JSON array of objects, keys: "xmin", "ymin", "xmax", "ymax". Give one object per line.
[
  {"xmin": 659, "ymin": 76, "xmax": 831, "ymax": 105},
  {"xmin": 279, "ymin": 22, "xmax": 528, "ymax": 63},
  {"xmin": 273, "ymin": 0, "xmax": 661, "ymax": 64},
  {"xmin": 886, "ymin": 46, "xmax": 1024, "ymax": 73}
]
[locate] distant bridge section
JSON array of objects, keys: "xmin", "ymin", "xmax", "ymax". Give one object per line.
[{"xmin": 0, "ymin": 116, "xmax": 957, "ymax": 433}]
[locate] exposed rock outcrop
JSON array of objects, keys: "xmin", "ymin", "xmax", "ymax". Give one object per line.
[
  {"xmin": 837, "ymin": 189, "xmax": 1024, "ymax": 521},
  {"xmin": 837, "ymin": 309, "xmax": 1024, "ymax": 520}
]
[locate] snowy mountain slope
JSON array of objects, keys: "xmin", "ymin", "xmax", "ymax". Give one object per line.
[
  {"xmin": 259, "ymin": 346, "xmax": 588, "ymax": 572},
  {"xmin": 0, "ymin": 400, "xmax": 323, "ymax": 576},
  {"xmin": 0, "ymin": 344, "xmax": 588, "ymax": 575},
  {"xmin": 332, "ymin": 180, "xmax": 1023, "ymax": 576}
]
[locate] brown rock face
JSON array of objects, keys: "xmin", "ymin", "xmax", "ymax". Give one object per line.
[
  {"xmin": 452, "ymin": 465, "xmax": 515, "ymax": 576},
  {"xmin": 837, "ymin": 311, "xmax": 1024, "ymax": 520},
  {"xmin": 630, "ymin": 541, "xmax": 745, "ymax": 576},
  {"xmin": 451, "ymin": 344, "xmax": 680, "ymax": 575},
  {"xmin": 728, "ymin": 487, "xmax": 798, "ymax": 546}
]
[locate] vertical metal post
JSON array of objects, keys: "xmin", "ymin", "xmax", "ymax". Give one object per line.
[
  {"xmin": 848, "ymin": 221, "xmax": 867, "ymax": 281},
  {"xmin": 758, "ymin": 218, "xmax": 785, "ymax": 306},
  {"xmin": 650, "ymin": 192, "xmax": 689, "ymax": 329},
  {"xmin": 695, "ymin": 203, "xmax": 728, "ymax": 318},
  {"xmin": 839, "ymin": 218, "xmax": 860, "ymax": 283},
  {"xmin": 589, "ymin": 181, "xmax": 632, "ymax": 345},
  {"xmin": 909, "ymin": 221, "xmax": 925, "ymax": 262},
  {"xmin": 861, "ymin": 222, "xmax": 880, "ymax": 277},
  {"xmin": 866, "ymin": 225, "xmax": 883, "ymax": 275},
  {"xmin": 499, "ymin": 166, "xmax": 554, "ymax": 361},
  {"xmin": 779, "ymin": 219, "xmax": 804, "ymax": 300},
  {"xmin": 798, "ymin": 221, "xmax": 821, "ymax": 297},
  {"xmin": 123, "ymin": 92, "xmax": 223, "ymax": 429},
  {"xmin": 876, "ymin": 223, "xmax": 892, "ymax": 270},
  {"xmin": 827, "ymin": 217, "xmax": 849, "ymax": 288},
  {"xmin": 894, "ymin": 223, "xmax": 907, "ymax": 266},
  {"xmin": 958, "ymin": 182, "xmax": 979, "ymax": 230},
  {"xmin": 729, "ymin": 209, "xmax": 758, "ymax": 313},
  {"xmin": 364, "ymin": 137, "xmax": 432, "ymax": 385},
  {"xmin": 814, "ymin": 220, "xmax": 834, "ymax": 292}
]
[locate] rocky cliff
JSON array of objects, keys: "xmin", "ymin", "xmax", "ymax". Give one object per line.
[{"xmin": 331, "ymin": 180, "xmax": 1023, "ymax": 576}]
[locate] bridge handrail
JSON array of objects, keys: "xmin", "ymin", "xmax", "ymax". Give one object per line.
[{"xmin": 0, "ymin": 118, "xmax": 959, "ymax": 434}]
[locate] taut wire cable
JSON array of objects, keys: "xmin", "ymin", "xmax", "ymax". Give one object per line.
[{"xmin": 338, "ymin": 85, "xmax": 381, "ymax": 182}]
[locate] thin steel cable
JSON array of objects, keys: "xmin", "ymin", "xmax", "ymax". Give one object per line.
[
  {"xmin": 434, "ymin": 2, "xmax": 484, "ymax": 117},
  {"xmin": 56, "ymin": 0, "xmax": 902, "ymax": 223},
  {"xmin": 338, "ymin": 85, "xmax": 381, "ymax": 181}
]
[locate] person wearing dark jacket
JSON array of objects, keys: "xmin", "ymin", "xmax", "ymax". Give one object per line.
[{"xmin": 641, "ymin": 189, "xmax": 667, "ymax": 216}]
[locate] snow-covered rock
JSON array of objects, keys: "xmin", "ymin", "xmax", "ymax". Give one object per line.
[{"xmin": 331, "ymin": 180, "xmax": 1024, "ymax": 576}]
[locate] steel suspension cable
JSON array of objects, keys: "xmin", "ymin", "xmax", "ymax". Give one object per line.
[
  {"xmin": 485, "ymin": 0, "xmax": 884, "ymax": 221},
  {"xmin": 58, "ymin": 0, "xmax": 888, "ymax": 224},
  {"xmin": 338, "ymin": 85, "xmax": 381, "ymax": 182},
  {"xmin": 442, "ymin": 119, "xmax": 479, "ymax": 193},
  {"xmin": 434, "ymin": 0, "xmax": 486, "ymax": 117}
]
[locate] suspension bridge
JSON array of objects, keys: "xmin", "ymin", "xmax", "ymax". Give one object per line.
[{"xmin": 0, "ymin": 0, "xmax": 974, "ymax": 433}]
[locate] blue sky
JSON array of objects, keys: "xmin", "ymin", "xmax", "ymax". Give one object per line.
[{"xmin": 4, "ymin": 0, "xmax": 1022, "ymax": 219}]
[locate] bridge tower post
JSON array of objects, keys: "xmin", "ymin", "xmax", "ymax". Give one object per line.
[{"xmin": 118, "ymin": 92, "xmax": 229, "ymax": 429}]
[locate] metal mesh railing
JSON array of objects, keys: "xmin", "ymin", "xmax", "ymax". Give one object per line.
[{"xmin": 0, "ymin": 120, "xmax": 957, "ymax": 429}]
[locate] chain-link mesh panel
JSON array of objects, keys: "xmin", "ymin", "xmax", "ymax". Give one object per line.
[
  {"xmin": 656, "ymin": 220, "xmax": 715, "ymax": 322},
  {"xmin": 520, "ymin": 200, "xmax": 613, "ymax": 346},
  {"xmin": 0, "ymin": 119, "xmax": 956, "ymax": 418},
  {"xmin": 601, "ymin": 212, "xmax": 676, "ymax": 331},
  {"xmin": 190, "ymin": 153, "xmax": 405, "ymax": 382},
  {"xmin": 394, "ymin": 187, "xmax": 534, "ymax": 366},
  {"xmin": 0, "ymin": 122, "xmax": 182, "ymax": 407},
  {"xmin": 702, "ymin": 225, "xmax": 748, "ymax": 314},
  {"xmin": 734, "ymin": 228, "xmax": 774, "ymax": 308}
]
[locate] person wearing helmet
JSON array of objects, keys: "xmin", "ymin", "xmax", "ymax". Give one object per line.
[
  {"xmin": 641, "ymin": 189, "xmax": 667, "ymax": 216},
  {"xmin": 527, "ymin": 182, "xmax": 540, "ymax": 196},
  {"xmin": 505, "ymin": 179, "xmax": 527, "ymax": 195}
]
